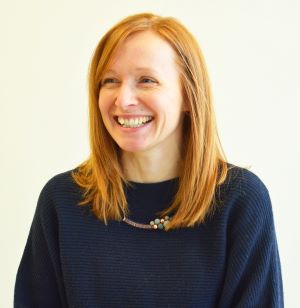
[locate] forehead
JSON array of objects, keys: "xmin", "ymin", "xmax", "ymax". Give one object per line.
[{"xmin": 106, "ymin": 30, "xmax": 178, "ymax": 74}]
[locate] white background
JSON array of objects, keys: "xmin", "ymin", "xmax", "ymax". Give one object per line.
[{"xmin": 1, "ymin": 0, "xmax": 299, "ymax": 307}]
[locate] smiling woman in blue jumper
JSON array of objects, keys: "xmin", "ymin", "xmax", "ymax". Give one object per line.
[{"xmin": 14, "ymin": 13, "xmax": 283, "ymax": 307}]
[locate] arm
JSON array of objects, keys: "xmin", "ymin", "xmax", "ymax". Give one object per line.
[
  {"xmin": 218, "ymin": 171, "xmax": 284, "ymax": 308},
  {"xmin": 14, "ymin": 179, "xmax": 67, "ymax": 308}
]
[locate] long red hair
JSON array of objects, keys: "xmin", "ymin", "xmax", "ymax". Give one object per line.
[{"xmin": 72, "ymin": 13, "xmax": 230, "ymax": 230}]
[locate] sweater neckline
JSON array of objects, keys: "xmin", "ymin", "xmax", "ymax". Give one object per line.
[
  {"xmin": 127, "ymin": 177, "xmax": 179, "ymax": 186},
  {"xmin": 124, "ymin": 177, "xmax": 179, "ymax": 223}
]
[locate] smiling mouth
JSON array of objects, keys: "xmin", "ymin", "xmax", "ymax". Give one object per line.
[{"xmin": 114, "ymin": 116, "xmax": 154, "ymax": 128}]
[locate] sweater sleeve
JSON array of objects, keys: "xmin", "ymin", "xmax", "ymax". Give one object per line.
[
  {"xmin": 217, "ymin": 170, "xmax": 284, "ymax": 308},
  {"xmin": 14, "ymin": 178, "xmax": 67, "ymax": 308}
]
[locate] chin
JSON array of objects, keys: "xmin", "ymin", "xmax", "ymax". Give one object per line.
[{"xmin": 117, "ymin": 142, "xmax": 149, "ymax": 154}]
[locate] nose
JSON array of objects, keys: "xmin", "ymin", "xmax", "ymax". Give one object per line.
[{"xmin": 114, "ymin": 83, "xmax": 138, "ymax": 109}]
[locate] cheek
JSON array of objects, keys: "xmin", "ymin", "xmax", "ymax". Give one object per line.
[
  {"xmin": 98, "ymin": 102, "xmax": 110, "ymax": 132},
  {"xmin": 98, "ymin": 94, "xmax": 109, "ymax": 117},
  {"xmin": 145, "ymin": 91, "xmax": 168, "ymax": 108}
]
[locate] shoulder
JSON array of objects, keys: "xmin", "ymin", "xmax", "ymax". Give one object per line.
[
  {"xmin": 40, "ymin": 168, "xmax": 79, "ymax": 197},
  {"xmin": 220, "ymin": 164, "xmax": 274, "ymax": 233},
  {"xmin": 36, "ymin": 168, "xmax": 81, "ymax": 215},
  {"xmin": 222, "ymin": 163, "xmax": 270, "ymax": 201}
]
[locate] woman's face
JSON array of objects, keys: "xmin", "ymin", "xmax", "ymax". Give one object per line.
[{"xmin": 98, "ymin": 30, "xmax": 186, "ymax": 155}]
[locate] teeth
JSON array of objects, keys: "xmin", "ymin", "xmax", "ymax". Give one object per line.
[{"xmin": 117, "ymin": 116, "xmax": 153, "ymax": 128}]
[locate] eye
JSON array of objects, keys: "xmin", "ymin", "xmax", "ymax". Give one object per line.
[
  {"xmin": 139, "ymin": 77, "xmax": 157, "ymax": 85},
  {"xmin": 101, "ymin": 78, "xmax": 119, "ymax": 85}
]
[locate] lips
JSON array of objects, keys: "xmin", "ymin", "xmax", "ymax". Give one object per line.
[{"xmin": 114, "ymin": 115, "xmax": 154, "ymax": 128}]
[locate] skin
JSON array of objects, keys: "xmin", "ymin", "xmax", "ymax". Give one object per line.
[{"xmin": 98, "ymin": 30, "xmax": 187, "ymax": 183}]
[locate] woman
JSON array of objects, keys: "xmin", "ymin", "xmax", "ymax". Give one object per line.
[{"xmin": 14, "ymin": 13, "xmax": 283, "ymax": 307}]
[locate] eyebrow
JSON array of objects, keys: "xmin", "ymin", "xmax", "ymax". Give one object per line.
[
  {"xmin": 135, "ymin": 67, "xmax": 160, "ymax": 74},
  {"xmin": 104, "ymin": 67, "xmax": 161, "ymax": 75}
]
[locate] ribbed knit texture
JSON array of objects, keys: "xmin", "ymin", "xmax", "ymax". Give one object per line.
[{"xmin": 14, "ymin": 165, "xmax": 283, "ymax": 307}]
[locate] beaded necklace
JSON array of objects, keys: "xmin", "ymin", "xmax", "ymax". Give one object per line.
[{"xmin": 122, "ymin": 215, "xmax": 172, "ymax": 230}]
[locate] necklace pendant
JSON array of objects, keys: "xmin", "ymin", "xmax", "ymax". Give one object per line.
[{"xmin": 150, "ymin": 215, "xmax": 171, "ymax": 230}]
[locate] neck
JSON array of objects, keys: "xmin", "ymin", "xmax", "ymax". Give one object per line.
[{"xmin": 121, "ymin": 147, "xmax": 182, "ymax": 183}]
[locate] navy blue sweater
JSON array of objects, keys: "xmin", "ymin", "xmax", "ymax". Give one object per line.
[{"xmin": 14, "ymin": 166, "xmax": 283, "ymax": 307}]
